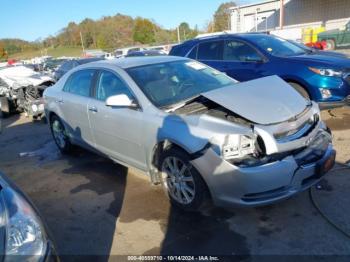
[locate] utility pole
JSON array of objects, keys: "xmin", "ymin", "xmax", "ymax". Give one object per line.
[
  {"xmin": 280, "ymin": 0, "xmax": 284, "ymax": 29},
  {"xmin": 80, "ymin": 31, "xmax": 85, "ymax": 55},
  {"xmin": 177, "ymin": 27, "xmax": 181, "ymax": 43}
]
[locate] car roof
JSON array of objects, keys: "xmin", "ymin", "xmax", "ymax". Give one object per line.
[
  {"xmin": 85, "ymin": 55, "xmax": 187, "ymax": 69},
  {"xmin": 76, "ymin": 57, "xmax": 104, "ymax": 64},
  {"xmin": 182, "ymin": 32, "xmax": 268, "ymax": 45}
]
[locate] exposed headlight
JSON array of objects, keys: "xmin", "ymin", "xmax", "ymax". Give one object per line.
[
  {"xmin": 1, "ymin": 187, "xmax": 47, "ymax": 257},
  {"xmin": 309, "ymin": 67, "xmax": 343, "ymax": 77},
  {"xmin": 38, "ymin": 104, "xmax": 44, "ymax": 112},
  {"xmin": 31, "ymin": 104, "xmax": 38, "ymax": 112},
  {"xmin": 221, "ymin": 134, "xmax": 256, "ymax": 160}
]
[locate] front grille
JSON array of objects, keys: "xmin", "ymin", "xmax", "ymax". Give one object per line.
[
  {"xmin": 294, "ymin": 131, "xmax": 331, "ymax": 166},
  {"xmin": 344, "ymin": 73, "xmax": 350, "ymax": 85}
]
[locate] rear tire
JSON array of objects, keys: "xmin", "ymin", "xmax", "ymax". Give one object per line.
[
  {"xmin": 159, "ymin": 146, "xmax": 209, "ymax": 211},
  {"xmin": 50, "ymin": 115, "xmax": 72, "ymax": 154},
  {"xmin": 325, "ymin": 39, "xmax": 336, "ymax": 50},
  {"xmin": 288, "ymin": 82, "xmax": 311, "ymax": 100},
  {"xmin": 0, "ymin": 97, "xmax": 10, "ymax": 119}
]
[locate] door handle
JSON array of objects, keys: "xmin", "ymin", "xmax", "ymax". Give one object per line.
[
  {"xmin": 88, "ymin": 106, "xmax": 98, "ymax": 113},
  {"xmin": 55, "ymin": 99, "xmax": 64, "ymax": 104}
]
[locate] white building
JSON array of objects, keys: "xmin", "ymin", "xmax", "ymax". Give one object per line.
[{"xmin": 230, "ymin": 0, "xmax": 350, "ymax": 40}]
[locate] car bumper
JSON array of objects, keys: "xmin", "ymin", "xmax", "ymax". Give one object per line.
[
  {"xmin": 318, "ymin": 95, "xmax": 350, "ymax": 109},
  {"xmin": 27, "ymin": 100, "xmax": 45, "ymax": 117},
  {"xmin": 191, "ymin": 132, "xmax": 335, "ymax": 208}
]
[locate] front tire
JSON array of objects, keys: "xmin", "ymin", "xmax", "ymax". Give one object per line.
[
  {"xmin": 325, "ymin": 39, "xmax": 336, "ymax": 50},
  {"xmin": 50, "ymin": 115, "xmax": 72, "ymax": 154},
  {"xmin": 159, "ymin": 147, "xmax": 209, "ymax": 211}
]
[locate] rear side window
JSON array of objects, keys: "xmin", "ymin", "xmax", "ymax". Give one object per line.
[
  {"xmin": 63, "ymin": 69, "xmax": 95, "ymax": 97},
  {"xmin": 169, "ymin": 44, "xmax": 192, "ymax": 57},
  {"xmin": 95, "ymin": 70, "xmax": 134, "ymax": 101},
  {"xmin": 197, "ymin": 41, "xmax": 223, "ymax": 60},
  {"xmin": 187, "ymin": 45, "xmax": 198, "ymax": 59}
]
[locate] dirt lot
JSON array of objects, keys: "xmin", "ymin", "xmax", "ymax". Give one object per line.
[{"xmin": 0, "ymin": 107, "xmax": 349, "ymax": 260}]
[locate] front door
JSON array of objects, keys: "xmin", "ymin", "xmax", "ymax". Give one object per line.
[
  {"xmin": 220, "ymin": 39, "xmax": 266, "ymax": 81},
  {"xmin": 88, "ymin": 69, "xmax": 146, "ymax": 170}
]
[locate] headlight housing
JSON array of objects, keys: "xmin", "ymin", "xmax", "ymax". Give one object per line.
[
  {"xmin": 221, "ymin": 134, "xmax": 256, "ymax": 160},
  {"xmin": 309, "ymin": 67, "xmax": 343, "ymax": 77},
  {"xmin": 1, "ymin": 187, "xmax": 47, "ymax": 257}
]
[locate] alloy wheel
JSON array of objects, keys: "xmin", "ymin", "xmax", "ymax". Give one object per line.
[
  {"xmin": 52, "ymin": 120, "xmax": 67, "ymax": 149},
  {"xmin": 161, "ymin": 156, "xmax": 196, "ymax": 205}
]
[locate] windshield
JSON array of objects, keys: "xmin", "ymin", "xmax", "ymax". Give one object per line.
[
  {"xmin": 126, "ymin": 60, "xmax": 236, "ymax": 108},
  {"xmin": 248, "ymin": 35, "xmax": 307, "ymax": 57}
]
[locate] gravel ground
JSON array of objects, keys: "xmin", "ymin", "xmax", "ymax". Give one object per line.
[{"xmin": 0, "ymin": 107, "xmax": 349, "ymax": 260}]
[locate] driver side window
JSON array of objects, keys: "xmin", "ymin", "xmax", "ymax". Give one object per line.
[
  {"xmin": 223, "ymin": 40, "xmax": 262, "ymax": 62},
  {"xmin": 96, "ymin": 71, "xmax": 134, "ymax": 101}
]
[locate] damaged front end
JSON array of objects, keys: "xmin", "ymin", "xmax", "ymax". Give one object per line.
[
  {"xmin": 172, "ymin": 76, "xmax": 335, "ymax": 207},
  {"xmin": 0, "ymin": 66, "xmax": 55, "ymax": 118}
]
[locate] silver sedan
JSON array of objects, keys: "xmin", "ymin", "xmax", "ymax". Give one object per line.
[{"xmin": 44, "ymin": 56, "xmax": 335, "ymax": 211}]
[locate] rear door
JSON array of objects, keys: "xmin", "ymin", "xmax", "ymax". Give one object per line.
[
  {"xmin": 87, "ymin": 69, "xmax": 146, "ymax": 170},
  {"xmin": 58, "ymin": 69, "xmax": 96, "ymax": 147}
]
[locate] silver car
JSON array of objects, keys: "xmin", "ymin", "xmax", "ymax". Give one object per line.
[{"xmin": 44, "ymin": 56, "xmax": 335, "ymax": 210}]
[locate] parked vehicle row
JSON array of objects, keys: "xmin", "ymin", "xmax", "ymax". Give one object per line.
[
  {"xmin": 170, "ymin": 33, "xmax": 350, "ymax": 109},
  {"xmin": 53, "ymin": 57, "xmax": 104, "ymax": 81},
  {"xmin": 44, "ymin": 56, "xmax": 336, "ymax": 211}
]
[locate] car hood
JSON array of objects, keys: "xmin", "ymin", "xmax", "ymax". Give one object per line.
[
  {"xmin": 287, "ymin": 53, "xmax": 350, "ymax": 68},
  {"xmin": 0, "ymin": 66, "xmax": 54, "ymax": 89},
  {"xmin": 201, "ymin": 75, "xmax": 309, "ymax": 125}
]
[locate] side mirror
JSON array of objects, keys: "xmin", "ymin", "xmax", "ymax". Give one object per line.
[{"xmin": 106, "ymin": 94, "xmax": 138, "ymax": 108}]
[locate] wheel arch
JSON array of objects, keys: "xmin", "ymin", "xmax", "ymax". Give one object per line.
[
  {"xmin": 283, "ymin": 78, "xmax": 313, "ymax": 99},
  {"xmin": 149, "ymin": 139, "xmax": 212, "ymax": 196}
]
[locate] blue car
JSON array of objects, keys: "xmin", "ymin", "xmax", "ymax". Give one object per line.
[{"xmin": 169, "ymin": 33, "xmax": 350, "ymax": 109}]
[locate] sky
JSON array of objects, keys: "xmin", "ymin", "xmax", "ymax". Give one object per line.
[{"xmin": 0, "ymin": 0, "xmax": 259, "ymax": 41}]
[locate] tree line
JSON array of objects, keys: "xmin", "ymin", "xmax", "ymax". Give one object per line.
[{"xmin": 0, "ymin": 2, "xmax": 235, "ymax": 58}]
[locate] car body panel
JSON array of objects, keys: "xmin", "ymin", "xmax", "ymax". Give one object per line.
[
  {"xmin": 202, "ymin": 75, "xmax": 308, "ymax": 125},
  {"xmin": 44, "ymin": 57, "xmax": 334, "ymax": 207},
  {"xmin": 170, "ymin": 33, "xmax": 350, "ymax": 107}
]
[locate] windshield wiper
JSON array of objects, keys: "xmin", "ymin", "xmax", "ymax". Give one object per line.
[{"xmin": 164, "ymin": 95, "xmax": 206, "ymax": 112}]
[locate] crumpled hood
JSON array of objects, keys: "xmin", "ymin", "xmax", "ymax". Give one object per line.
[
  {"xmin": 202, "ymin": 75, "xmax": 309, "ymax": 125},
  {"xmin": 0, "ymin": 66, "xmax": 54, "ymax": 89}
]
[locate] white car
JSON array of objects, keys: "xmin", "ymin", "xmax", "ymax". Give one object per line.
[{"xmin": 0, "ymin": 66, "xmax": 55, "ymax": 119}]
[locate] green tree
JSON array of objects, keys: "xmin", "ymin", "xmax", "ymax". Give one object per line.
[
  {"xmin": 133, "ymin": 17, "xmax": 156, "ymax": 44},
  {"xmin": 179, "ymin": 22, "xmax": 190, "ymax": 40},
  {"xmin": 0, "ymin": 42, "xmax": 6, "ymax": 58},
  {"xmin": 213, "ymin": 2, "xmax": 236, "ymax": 32}
]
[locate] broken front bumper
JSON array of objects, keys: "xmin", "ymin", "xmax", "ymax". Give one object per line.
[
  {"xmin": 26, "ymin": 99, "xmax": 45, "ymax": 117},
  {"xmin": 191, "ymin": 131, "xmax": 335, "ymax": 208}
]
